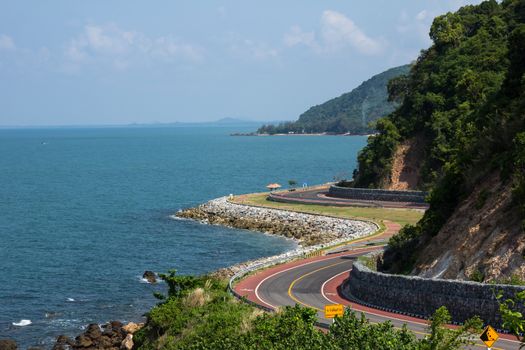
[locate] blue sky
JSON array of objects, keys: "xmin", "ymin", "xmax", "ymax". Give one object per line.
[{"xmin": 0, "ymin": 0, "xmax": 481, "ymax": 126}]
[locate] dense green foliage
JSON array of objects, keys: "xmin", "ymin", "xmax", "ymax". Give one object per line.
[
  {"xmin": 257, "ymin": 65, "xmax": 410, "ymax": 135},
  {"xmin": 134, "ymin": 272, "xmax": 482, "ymax": 349},
  {"xmin": 497, "ymin": 289, "xmax": 525, "ymax": 346},
  {"xmin": 351, "ymin": 0, "xmax": 525, "ymax": 273}
]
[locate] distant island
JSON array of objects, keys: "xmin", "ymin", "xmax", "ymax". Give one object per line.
[{"xmin": 250, "ymin": 64, "xmax": 410, "ymax": 136}]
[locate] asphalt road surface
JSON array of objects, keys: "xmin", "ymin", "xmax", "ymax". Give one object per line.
[
  {"xmin": 269, "ymin": 186, "xmax": 429, "ymax": 210},
  {"xmin": 236, "ymin": 245, "xmax": 520, "ymax": 349}
]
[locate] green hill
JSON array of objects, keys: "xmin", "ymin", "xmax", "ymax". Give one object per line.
[
  {"xmin": 257, "ymin": 64, "xmax": 411, "ymax": 135},
  {"xmin": 353, "ymin": 0, "xmax": 525, "ymax": 277}
]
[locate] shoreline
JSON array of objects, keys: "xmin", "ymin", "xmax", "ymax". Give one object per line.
[
  {"xmin": 177, "ymin": 196, "xmax": 379, "ymax": 279},
  {"xmin": 231, "ymin": 132, "xmax": 377, "ymax": 137},
  {"xmin": 44, "ymin": 195, "xmax": 379, "ymax": 350}
]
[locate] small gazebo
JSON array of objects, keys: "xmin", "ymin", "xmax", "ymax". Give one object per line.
[{"xmin": 266, "ymin": 183, "xmax": 282, "ymax": 191}]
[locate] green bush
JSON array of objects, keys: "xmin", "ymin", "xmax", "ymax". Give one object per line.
[{"xmin": 135, "ymin": 270, "xmax": 484, "ymax": 350}]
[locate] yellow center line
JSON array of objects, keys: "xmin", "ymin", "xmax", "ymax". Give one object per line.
[
  {"xmin": 287, "ymin": 260, "xmax": 347, "ymax": 312},
  {"xmin": 286, "ymin": 260, "xmax": 505, "ymax": 349}
]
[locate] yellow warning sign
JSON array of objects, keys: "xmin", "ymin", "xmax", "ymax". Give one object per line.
[
  {"xmin": 324, "ymin": 304, "xmax": 344, "ymax": 318},
  {"xmin": 480, "ymin": 325, "xmax": 499, "ymax": 348}
]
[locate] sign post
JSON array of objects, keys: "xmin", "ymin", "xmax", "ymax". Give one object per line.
[
  {"xmin": 324, "ymin": 304, "xmax": 344, "ymax": 319},
  {"xmin": 480, "ymin": 325, "xmax": 499, "ymax": 349}
]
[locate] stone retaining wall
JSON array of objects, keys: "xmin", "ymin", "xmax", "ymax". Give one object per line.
[
  {"xmin": 328, "ymin": 186, "xmax": 427, "ymax": 203},
  {"xmin": 343, "ymin": 261, "xmax": 525, "ymax": 327}
]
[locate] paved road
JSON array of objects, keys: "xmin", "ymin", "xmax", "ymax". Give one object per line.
[
  {"xmin": 234, "ymin": 231, "xmax": 519, "ymax": 349},
  {"xmin": 269, "ymin": 186, "xmax": 429, "ymax": 210}
]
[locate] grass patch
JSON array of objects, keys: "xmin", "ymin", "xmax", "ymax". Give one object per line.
[
  {"xmin": 231, "ymin": 192, "xmax": 423, "ymax": 227},
  {"xmin": 358, "ymin": 255, "xmax": 378, "ymax": 271}
]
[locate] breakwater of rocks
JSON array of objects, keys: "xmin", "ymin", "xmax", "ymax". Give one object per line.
[
  {"xmin": 176, "ymin": 196, "xmax": 378, "ymax": 278},
  {"xmin": 177, "ymin": 197, "xmax": 377, "ymax": 246}
]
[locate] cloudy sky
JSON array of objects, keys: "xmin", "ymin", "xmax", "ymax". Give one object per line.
[{"xmin": 0, "ymin": 0, "xmax": 481, "ymax": 126}]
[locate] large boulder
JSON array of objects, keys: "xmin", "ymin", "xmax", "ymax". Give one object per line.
[
  {"xmin": 142, "ymin": 271, "xmax": 157, "ymax": 284},
  {"xmin": 53, "ymin": 321, "xmax": 130, "ymax": 350},
  {"xmin": 85, "ymin": 324, "xmax": 102, "ymax": 340},
  {"xmin": 122, "ymin": 322, "xmax": 144, "ymax": 334},
  {"xmin": 52, "ymin": 335, "xmax": 74, "ymax": 350},
  {"xmin": 74, "ymin": 334, "xmax": 92, "ymax": 348},
  {"xmin": 0, "ymin": 339, "xmax": 17, "ymax": 350},
  {"xmin": 121, "ymin": 334, "xmax": 133, "ymax": 350}
]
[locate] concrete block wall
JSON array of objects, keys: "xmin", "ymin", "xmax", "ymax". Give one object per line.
[
  {"xmin": 342, "ymin": 261, "xmax": 525, "ymax": 327},
  {"xmin": 328, "ymin": 186, "xmax": 427, "ymax": 203}
]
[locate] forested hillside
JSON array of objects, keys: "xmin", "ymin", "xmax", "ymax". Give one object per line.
[
  {"xmin": 352, "ymin": 0, "xmax": 525, "ymax": 279},
  {"xmin": 257, "ymin": 65, "xmax": 410, "ymax": 135}
]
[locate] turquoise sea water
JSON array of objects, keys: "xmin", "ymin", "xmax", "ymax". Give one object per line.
[{"xmin": 0, "ymin": 127, "xmax": 367, "ymax": 348}]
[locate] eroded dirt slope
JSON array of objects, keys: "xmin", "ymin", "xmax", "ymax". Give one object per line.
[
  {"xmin": 386, "ymin": 136, "xmax": 424, "ymax": 190},
  {"xmin": 413, "ymin": 173, "xmax": 525, "ymax": 281}
]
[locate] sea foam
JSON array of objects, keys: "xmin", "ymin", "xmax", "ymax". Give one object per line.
[{"xmin": 12, "ymin": 319, "xmax": 32, "ymax": 326}]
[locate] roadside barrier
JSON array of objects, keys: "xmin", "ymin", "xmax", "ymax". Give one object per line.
[
  {"xmin": 228, "ymin": 251, "xmax": 307, "ymax": 312},
  {"xmin": 343, "ymin": 259, "xmax": 523, "ymax": 332},
  {"xmin": 305, "ymin": 250, "xmax": 325, "ymax": 258},
  {"xmin": 328, "ymin": 186, "xmax": 428, "ymax": 203},
  {"xmin": 228, "ymin": 255, "xmax": 331, "ymax": 329}
]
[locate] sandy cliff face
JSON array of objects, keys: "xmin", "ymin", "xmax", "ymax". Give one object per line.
[
  {"xmin": 413, "ymin": 173, "xmax": 525, "ymax": 282},
  {"xmin": 386, "ymin": 136, "xmax": 425, "ymax": 191}
]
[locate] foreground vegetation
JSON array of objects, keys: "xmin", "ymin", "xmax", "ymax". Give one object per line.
[
  {"xmin": 134, "ymin": 271, "xmax": 483, "ymax": 350},
  {"xmin": 230, "ymin": 192, "xmax": 423, "ymax": 227},
  {"xmin": 257, "ymin": 65, "xmax": 410, "ymax": 135},
  {"xmin": 352, "ymin": 0, "xmax": 525, "ymax": 273}
]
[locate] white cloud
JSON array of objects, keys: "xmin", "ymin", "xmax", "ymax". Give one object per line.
[
  {"xmin": 0, "ymin": 34, "xmax": 15, "ymax": 51},
  {"xmin": 65, "ymin": 24, "xmax": 204, "ymax": 69},
  {"xmin": 283, "ymin": 10, "xmax": 384, "ymax": 56},
  {"xmin": 284, "ymin": 26, "xmax": 318, "ymax": 49},
  {"xmin": 321, "ymin": 10, "xmax": 383, "ymax": 55},
  {"xmin": 416, "ymin": 10, "xmax": 428, "ymax": 21},
  {"xmin": 224, "ymin": 32, "xmax": 279, "ymax": 61}
]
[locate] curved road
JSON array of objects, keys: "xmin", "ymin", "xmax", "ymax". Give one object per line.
[
  {"xmin": 269, "ymin": 186, "xmax": 429, "ymax": 210},
  {"xmin": 234, "ymin": 226, "xmax": 519, "ymax": 349}
]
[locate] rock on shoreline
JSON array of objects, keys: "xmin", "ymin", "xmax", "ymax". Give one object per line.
[
  {"xmin": 49, "ymin": 196, "xmax": 377, "ymax": 349},
  {"xmin": 52, "ymin": 321, "xmax": 143, "ymax": 350},
  {"xmin": 177, "ymin": 197, "xmax": 376, "ymax": 246},
  {"xmin": 177, "ymin": 196, "xmax": 378, "ymax": 278}
]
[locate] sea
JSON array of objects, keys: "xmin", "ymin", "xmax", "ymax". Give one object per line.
[{"xmin": 0, "ymin": 126, "xmax": 367, "ymax": 348}]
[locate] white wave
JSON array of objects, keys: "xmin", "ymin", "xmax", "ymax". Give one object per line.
[
  {"xmin": 12, "ymin": 319, "xmax": 32, "ymax": 326},
  {"xmin": 139, "ymin": 275, "xmax": 164, "ymax": 284},
  {"xmin": 67, "ymin": 297, "xmax": 75, "ymax": 302},
  {"xmin": 169, "ymin": 214, "xmax": 190, "ymax": 221},
  {"xmin": 48, "ymin": 318, "xmax": 80, "ymax": 327}
]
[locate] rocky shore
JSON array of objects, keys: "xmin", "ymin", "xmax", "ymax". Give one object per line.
[
  {"xmin": 177, "ymin": 197, "xmax": 377, "ymax": 246},
  {"xmin": 1, "ymin": 321, "xmax": 144, "ymax": 350},
  {"xmin": 1, "ymin": 196, "xmax": 378, "ymax": 350},
  {"xmin": 177, "ymin": 196, "xmax": 378, "ymax": 278},
  {"xmin": 51, "ymin": 321, "xmax": 143, "ymax": 350}
]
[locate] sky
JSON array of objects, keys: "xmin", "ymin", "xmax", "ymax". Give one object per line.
[{"xmin": 0, "ymin": 0, "xmax": 482, "ymax": 126}]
